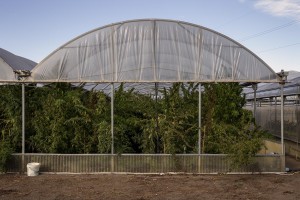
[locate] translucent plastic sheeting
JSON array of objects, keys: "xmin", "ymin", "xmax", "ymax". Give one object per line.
[
  {"xmin": 82, "ymin": 82, "xmax": 188, "ymax": 96},
  {"xmin": 0, "ymin": 60, "xmax": 16, "ymax": 81},
  {"xmin": 0, "ymin": 48, "xmax": 37, "ymax": 82},
  {"xmin": 244, "ymin": 71, "xmax": 300, "ymax": 99},
  {"xmin": 27, "ymin": 19, "xmax": 279, "ymax": 83}
]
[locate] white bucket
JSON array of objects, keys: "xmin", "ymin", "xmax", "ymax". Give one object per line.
[{"xmin": 27, "ymin": 162, "xmax": 41, "ymax": 176}]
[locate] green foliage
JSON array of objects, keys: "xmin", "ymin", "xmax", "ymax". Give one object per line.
[
  {"xmin": 140, "ymin": 83, "xmax": 199, "ymax": 154},
  {"xmin": 0, "ymin": 82, "xmax": 267, "ymax": 169},
  {"xmin": 114, "ymin": 84, "xmax": 154, "ymax": 153},
  {"xmin": 0, "ymin": 85, "xmax": 22, "ymax": 151},
  {"xmin": 0, "ymin": 140, "xmax": 13, "ymax": 172},
  {"xmin": 202, "ymin": 83, "xmax": 266, "ymax": 168},
  {"xmin": 29, "ymin": 83, "xmax": 103, "ymax": 153},
  {"xmin": 93, "ymin": 91, "xmax": 111, "ymax": 153}
]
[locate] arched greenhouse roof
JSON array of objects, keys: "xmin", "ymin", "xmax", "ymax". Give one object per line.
[
  {"xmin": 27, "ymin": 19, "xmax": 280, "ymax": 83},
  {"xmin": 0, "ymin": 48, "xmax": 36, "ymax": 82}
]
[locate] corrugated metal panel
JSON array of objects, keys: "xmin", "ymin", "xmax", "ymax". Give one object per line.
[{"xmin": 7, "ymin": 154, "xmax": 283, "ymax": 174}]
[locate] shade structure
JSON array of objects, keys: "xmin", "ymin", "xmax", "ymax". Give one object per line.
[
  {"xmin": 27, "ymin": 19, "xmax": 279, "ymax": 83},
  {"xmin": 0, "ymin": 48, "xmax": 36, "ymax": 82},
  {"xmin": 244, "ymin": 70, "xmax": 299, "ymax": 99}
]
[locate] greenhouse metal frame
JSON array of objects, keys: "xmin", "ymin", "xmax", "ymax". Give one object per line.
[{"xmin": 0, "ymin": 19, "xmax": 287, "ymax": 173}]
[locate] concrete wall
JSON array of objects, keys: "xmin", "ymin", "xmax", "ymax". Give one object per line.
[{"xmin": 259, "ymin": 140, "xmax": 282, "ymax": 155}]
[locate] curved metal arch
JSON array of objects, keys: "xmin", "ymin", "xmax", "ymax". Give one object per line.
[{"xmin": 27, "ymin": 19, "xmax": 280, "ymax": 83}]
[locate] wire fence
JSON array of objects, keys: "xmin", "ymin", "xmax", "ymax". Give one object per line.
[{"xmin": 8, "ymin": 154, "xmax": 283, "ymax": 174}]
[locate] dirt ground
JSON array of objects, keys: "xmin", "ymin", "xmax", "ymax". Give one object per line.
[
  {"xmin": 0, "ymin": 155, "xmax": 299, "ymax": 200},
  {"xmin": 0, "ymin": 172, "xmax": 300, "ymax": 200}
]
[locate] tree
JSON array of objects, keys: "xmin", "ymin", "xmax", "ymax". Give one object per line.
[
  {"xmin": 0, "ymin": 140, "xmax": 12, "ymax": 172},
  {"xmin": 141, "ymin": 83, "xmax": 199, "ymax": 154},
  {"xmin": 113, "ymin": 84, "xmax": 154, "ymax": 153},
  {"xmin": 29, "ymin": 83, "xmax": 96, "ymax": 153},
  {"xmin": 202, "ymin": 83, "xmax": 267, "ymax": 167},
  {"xmin": 1, "ymin": 81, "xmax": 267, "ymax": 167},
  {"xmin": 0, "ymin": 85, "xmax": 22, "ymax": 152}
]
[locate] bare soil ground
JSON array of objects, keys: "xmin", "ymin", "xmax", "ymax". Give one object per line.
[
  {"xmin": 0, "ymin": 172, "xmax": 300, "ymax": 200},
  {"xmin": 0, "ymin": 155, "xmax": 299, "ymax": 200}
]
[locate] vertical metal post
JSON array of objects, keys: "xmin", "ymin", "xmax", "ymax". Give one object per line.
[
  {"xmin": 280, "ymin": 82, "xmax": 286, "ymax": 172},
  {"xmin": 22, "ymin": 83, "xmax": 25, "ymax": 172},
  {"xmin": 22, "ymin": 84, "xmax": 25, "ymax": 154},
  {"xmin": 198, "ymin": 83, "xmax": 202, "ymax": 173},
  {"xmin": 111, "ymin": 83, "xmax": 114, "ymax": 172},
  {"xmin": 280, "ymin": 83, "xmax": 284, "ymax": 155},
  {"xmin": 252, "ymin": 84, "xmax": 257, "ymax": 119},
  {"xmin": 155, "ymin": 82, "xmax": 159, "ymax": 153},
  {"xmin": 198, "ymin": 83, "xmax": 201, "ymax": 154},
  {"xmin": 276, "ymin": 69, "xmax": 288, "ymax": 171}
]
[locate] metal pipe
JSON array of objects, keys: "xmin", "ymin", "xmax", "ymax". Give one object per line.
[
  {"xmin": 111, "ymin": 83, "xmax": 114, "ymax": 172},
  {"xmin": 198, "ymin": 83, "xmax": 202, "ymax": 154},
  {"xmin": 198, "ymin": 83, "xmax": 202, "ymax": 174},
  {"xmin": 280, "ymin": 83, "xmax": 284, "ymax": 155},
  {"xmin": 111, "ymin": 83, "xmax": 114, "ymax": 154},
  {"xmin": 252, "ymin": 84, "xmax": 257, "ymax": 119},
  {"xmin": 22, "ymin": 84, "xmax": 25, "ymax": 154},
  {"xmin": 22, "ymin": 83, "xmax": 25, "ymax": 172},
  {"xmin": 155, "ymin": 82, "xmax": 159, "ymax": 153}
]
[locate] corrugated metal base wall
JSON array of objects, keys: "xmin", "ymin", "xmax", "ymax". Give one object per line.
[{"xmin": 7, "ymin": 154, "xmax": 284, "ymax": 174}]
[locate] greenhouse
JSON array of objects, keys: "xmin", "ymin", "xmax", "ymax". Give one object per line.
[
  {"xmin": 26, "ymin": 19, "xmax": 278, "ymax": 83},
  {"xmin": 244, "ymin": 70, "xmax": 300, "ymax": 157},
  {"xmin": 0, "ymin": 48, "xmax": 36, "ymax": 82},
  {"xmin": 0, "ymin": 19, "xmax": 288, "ymax": 173}
]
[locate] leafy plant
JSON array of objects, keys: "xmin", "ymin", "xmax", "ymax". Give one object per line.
[
  {"xmin": 0, "ymin": 85, "xmax": 22, "ymax": 152},
  {"xmin": 0, "ymin": 140, "xmax": 13, "ymax": 172},
  {"xmin": 202, "ymin": 83, "xmax": 267, "ymax": 168},
  {"xmin": 0, "ymin": 81, "xmax": 268, "ymax": 169}
]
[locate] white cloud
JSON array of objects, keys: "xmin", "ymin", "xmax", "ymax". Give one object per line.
[{"xmin": 254, "ymin": 0, "xmax": 300, "ymax": 19}]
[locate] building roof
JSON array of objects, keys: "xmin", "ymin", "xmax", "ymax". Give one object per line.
[
  {"xmin": 26, "ymin": 19, "xmax": 280, "ymax": 84},
  {"xmin": 244, "ymin": 71, "xmax": 300, "ymax": 99},
  {"xmin": 0, "ymin": 48, "xmax": 37, "ymax": 82}
]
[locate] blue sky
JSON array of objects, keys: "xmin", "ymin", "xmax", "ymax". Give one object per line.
[{"xmin": 1, "ymin": 0, "xmax": 300, "ymax": 73}]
